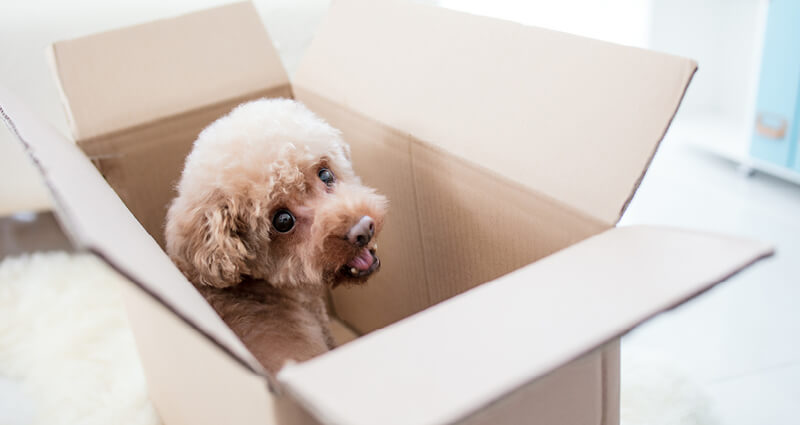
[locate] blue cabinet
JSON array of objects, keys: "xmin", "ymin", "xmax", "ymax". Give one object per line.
[{"xmin": 750, "ymin": 0, "xmax": 800, "ymax": 171}]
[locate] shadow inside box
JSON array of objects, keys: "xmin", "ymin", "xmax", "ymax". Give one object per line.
[{"xmin": 0, "ymin": 211, "xmax": 73, "ymax": 258}]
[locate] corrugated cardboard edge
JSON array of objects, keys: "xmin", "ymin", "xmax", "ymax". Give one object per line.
[
  {"xmin": 616, "ymin": 62, "xmax": 699, "ymax": 221},
  {"xmin": 0, "ymin": 94, "xmax": 274, "ymax": 387},
  {"xmin": 45, "ymin": 44, "xmax": 78, "ymax": 141},
  {"xmin": 0, "ymin": 97, "xmax": 84, "ymax": 244}
]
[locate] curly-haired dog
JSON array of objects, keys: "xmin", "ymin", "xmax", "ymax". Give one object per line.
[{"xmin": 165, "ymin": 99, "xmax": 387, "ymax": 374}]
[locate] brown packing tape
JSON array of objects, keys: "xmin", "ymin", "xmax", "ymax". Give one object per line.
[
  {"xmin": 77, "ymin": 85, "xmax": 293, "ymax": 247},
  {"xmin": 295, "ymin": 87, "xmax": 610, "ymax": 333}
]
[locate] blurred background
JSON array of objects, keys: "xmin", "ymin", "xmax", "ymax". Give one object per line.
[
  {"xmin": 2, "ymin": 0, "xmax": 792, "ymax": 214},
  {"xmin": 1, "ymin": 1, "xmax": 798, "ymax": 424}
]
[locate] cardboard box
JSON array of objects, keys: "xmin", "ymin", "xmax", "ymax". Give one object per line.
[{"xmin": 0, "ymin": 1, "xmax": 773, "ymax": 424}]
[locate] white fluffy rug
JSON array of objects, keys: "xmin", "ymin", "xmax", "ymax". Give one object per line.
[
  {"xmin": 0, "ymin": 252, "xmax": 160, "ymax": 425},
  {"xmin": 0, "ymin": 252, "xmax": 718, "ymax": 425},
  {"xmin": 621, "ymin": 346, "xmax": 719, "ymax": 425}
]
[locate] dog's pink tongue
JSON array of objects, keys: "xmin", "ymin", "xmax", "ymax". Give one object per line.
[{"xmin": 347, "ymin": 248, "xmax": 374, "ymax": 271}]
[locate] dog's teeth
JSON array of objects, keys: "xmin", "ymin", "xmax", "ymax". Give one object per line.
[{"xmin": 350, "ymin": 267, "xmax": 358, "ymax": 275}]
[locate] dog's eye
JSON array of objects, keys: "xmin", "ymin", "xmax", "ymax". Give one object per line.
[
  {"xmin": 272, "ymin": 209, "xmax": 295, "ymax": 233},
  {"xmin": 318, "ymin": 168, "xmax": 335, "ymax": 186}
]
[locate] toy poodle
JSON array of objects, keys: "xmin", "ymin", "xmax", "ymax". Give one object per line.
[{"xmin": 164, "ymin": 98, "xmax": 387, "ymax": 374}]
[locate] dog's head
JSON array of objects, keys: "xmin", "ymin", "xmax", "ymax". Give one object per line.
[{"xmin": 165, "ymin": 98, "xmax": 388, "ymax": 289}]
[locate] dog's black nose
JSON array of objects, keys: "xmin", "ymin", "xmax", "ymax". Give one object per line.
[{"xmin": 347, "ymin": 216, "xmax": 375, "ymax": 247}]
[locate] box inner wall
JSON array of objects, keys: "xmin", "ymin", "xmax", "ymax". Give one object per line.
[
  {"xmin": 80, "ymin": 89, "xmax": 609, "ymax": 336},
  {"xmin": 295, "ymin": 89, "xmax": 611, "ymax": 332},
  {"xmin": 77, "ymin": 86, "xmax": 292, "ymax": 248}
]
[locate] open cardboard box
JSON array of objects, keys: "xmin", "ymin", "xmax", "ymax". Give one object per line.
[{"xmin": 0, "ymin": 1, "xmax": 774, "ymax": 424}]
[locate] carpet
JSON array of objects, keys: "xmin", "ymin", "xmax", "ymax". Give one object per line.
[{"xmin": 0, "ymin": 252, "xmax": 159, "ymax": 425}]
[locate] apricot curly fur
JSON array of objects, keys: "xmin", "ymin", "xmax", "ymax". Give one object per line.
[{"xmin": 165, "ymin": 98, "xmax": 387, "ymax": 374}]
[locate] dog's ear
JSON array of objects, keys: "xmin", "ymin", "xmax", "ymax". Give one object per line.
[{"xmin": 166, "ymin": 194, "xmax": 255, "ymax": 288}]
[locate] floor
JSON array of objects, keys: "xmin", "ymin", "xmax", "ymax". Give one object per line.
[
  {"xmin": 0, "ymin": 212, "xmax": 72, "ymax": 258},
  {"xmin": 1, "ymin": 1, "xmax": 798, "ymax": 424},
  {"xmin": 620, "ymin": 137, "xmax": 800, "ymax": 425}
]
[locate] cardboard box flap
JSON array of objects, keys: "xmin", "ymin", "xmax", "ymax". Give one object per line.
[
  {"xmin": 295, "ymin": 0, "xmax": 697, "ymax": 225},
  {"xmin": 0, "ymin": 86, "xmax": 265, "ymax": 376},
  {"xmin": 278, "ymin": 225, "xmax": 772, "ymax": 425},
  {"xmin": 50, "ymin": 1, "xmax": 289, "ymax": 142}
]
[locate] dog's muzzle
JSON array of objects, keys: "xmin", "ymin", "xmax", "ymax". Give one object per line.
[
  {"xmin": 342, "ymin": 216, "xmax": 380, "ymax": 278},
  {"xmin": 346, "ymin": 216, "xmax": 375, "ymax": 247}
]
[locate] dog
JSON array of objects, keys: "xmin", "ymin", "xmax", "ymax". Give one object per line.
[{"xmin": 164, "ymin": 98, "xmax": 387, "ymax": 374}]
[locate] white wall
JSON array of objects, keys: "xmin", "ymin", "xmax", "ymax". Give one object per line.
[
  {"xmin": 439, "ymin": 0, "xmax": 652, "ymax": 47},
  {"xmin": 0, "ymin": 0, "xmax": 768, "ymax": 215},
  {"xmin": 648, "ymin": 0, "xmax": 766, "ymax": 125}
]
